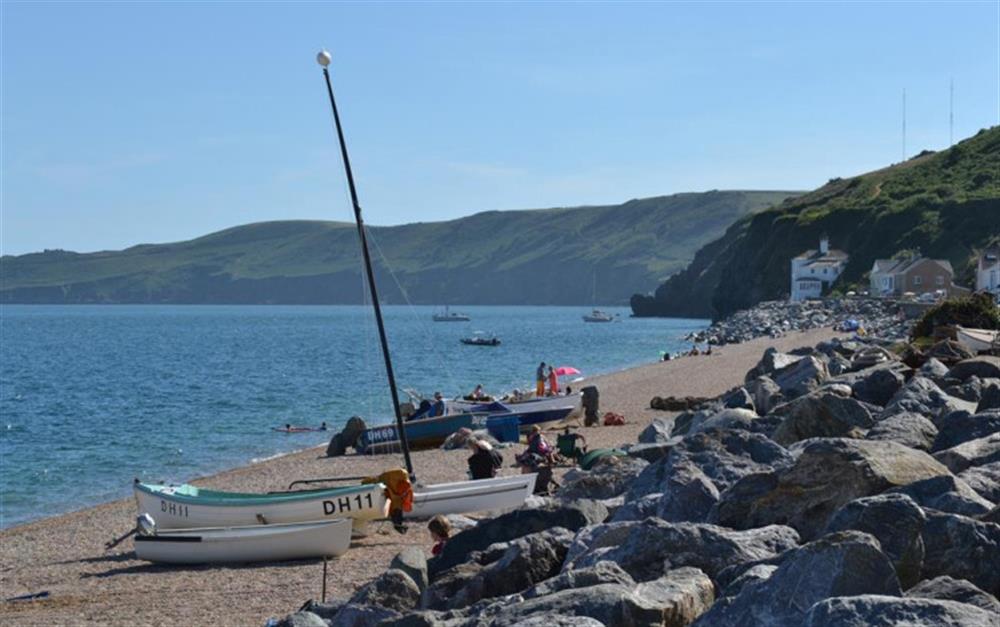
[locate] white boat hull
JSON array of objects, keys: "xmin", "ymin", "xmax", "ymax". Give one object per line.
[
  {"xmin": 134, "ymin": 518, "xmax": 352, "ymax": 564},
  {"xmin": 408, "ymin": 474, "xmax": 536, "ymax": 518},
  {"xmin": 134, "ymin": 483, "xmax": 389, "ymax": 530},
  {"xmin": 956, "ymin": 327, "xmax": 999, "ymax": 353},
  {"xmin": 447, "ymin": 394, "xmax": 583, "ymax": 422}
]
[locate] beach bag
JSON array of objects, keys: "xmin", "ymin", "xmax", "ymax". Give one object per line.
[{"xmin": 603, "ymin": 412, "xmax": 625, "ymax": 426}]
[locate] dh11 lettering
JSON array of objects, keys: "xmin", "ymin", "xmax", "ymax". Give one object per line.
[
  {"xmin": 322, "ymin": 492, "xmax": 374, "ymax": 516},
  {"xmin": 160, "ymin": 500, "xmax": 189, "ymax": 517}
]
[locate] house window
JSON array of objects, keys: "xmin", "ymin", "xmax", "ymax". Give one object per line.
[
  {"xmin": 935, "ymin": 276, "xmax": 944, "ymax": 286},
  {"xmin": 823, "ymin": 268, "xmax": 828, "ymax": 275},
  {"xmin": 913, "ymin": 276, "xmax": 922, "ymax": 286}
]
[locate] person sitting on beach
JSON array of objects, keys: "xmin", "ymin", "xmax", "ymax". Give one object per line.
[
  {"xmin": 556, "ymin": 426, "xmax": 587, "ymax": 460},
  {"xmin": 521, "ymin": 425, "xmax": 555, "ymax": 465},
  {"xmin": 689, "ymin": 345, "xmax": 700, "ymax": 356},
  {"xmin": 428, "ymin": 515, "xmax": 451, "ymax": 556},
  {"xmin": 467, "ymin": 438, "xmax": 503, "ymax": 480}
]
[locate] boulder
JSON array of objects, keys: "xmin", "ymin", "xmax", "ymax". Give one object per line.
[
  {"xmin": 958, "ymin": 461, "xmax": 1000, "ymax": 503},
  {"xmin": 933, "ymin": 410, "xmax": 1000, "ymax": 452},
  {"xmin": 746, "ymin": 376, "xmax": 784, "ymax": 416},
  {"xmin": 610, "ymin": 493, "xmax": 663, "ymax": 522},
  {"xmin": 771, "ymin": 392, "xmax": 874, "ymax": 445},
  {"xmin": 487, "ymin": 569, "xmax": 715, "ymax": 627},
  {"xmin": 772, "ymin": 355, "xmax": 829, "ymax": 399},
  {"xmin": 887, "ymin": 475, "xmax": 994, "ymax": 517},
  {"xmin": 391, "ymin": 547, "xmax": 429, "ymax": 592},
  {"xmin": 712, "ymin": 438, "xmax": 951, "ymax": 540},
  {"xmin": 906, "ymin": 576, "xmax": 1000, "ymax": 614},
  {"xmin": 920, "ymin": 357, "xmax": 951, "ymax": 382},
  {"xmin": 745, "ymin": 348, "xmax": 803, "ymax": 382},
  {"xmin": 825, "ymin": 493, "xmax": 926, "ymax": 589},
  {"xmin": 522, "ymin": 560, "xmax": 634, "ymax": 599},
  {"xmin": 865, "ymin": 412, "xmax": 939, "ymax": 451},
  {"xmin": 926, "ymin": 340, "xmax": 975, "ymax": 366},
  {"xmin": 563, "ymin": 521, "xmax": 636, "ymax": 570},
  {"xmin": 934, "ymin": 433, "xmax": 1000, "ymax": 474},
  {"xmin": 507, "ymin": 616, "xmax": 604, "ymax": 627},
  {"xmin": 429, "ymin": 500, "xmax": 607, "ymax": 577},
  {"xmin": 329, "ymin": 603, "xmax": 401, "ymax": 627},
  {"xmin": 719, "ymin": 564, "xmax": 779, "ymax": 599},
  {"xmin": 920, "ymin": 510, "xmax": 1000, "ymax": 595},
  {"xmin": 670, "ymin": 406, "xmax": 720, "ymax": 437},
  {"xmin": 558, "ymin": 456, "xmax": 648, "ymax": 501},
  {"xmin": 947, "ymin": 356, "xmax": 1000, "ymax": 381},
  {"xmin": 687, "ymin": 408, "xmax": 759, "ymax": 435},
  {"xmin": 569, "ymin": 518, "xmax": 799, "ymax": 584},
  {"xmin": 692, "ymin": 531, "xmax": 902, "ymax": 627},
  {"xmin": 722, "ymin": 387, "xmax": 755, "ymax": 412},
  {"xmin": 852, "ymin": 367, "xmax": 906, "ymax": 407},
  {"xmin": 654, "ymin": 459, "xmax": 720, "ymax": 523},
  {"xmin": 275, "ymin": 612, "xmax": 327, "ymax": 627},
  {"xmin": 435, "ymin": 528, "xmax": 574, "ymax": 610},
  {"xmin": 638, "ymin": 417, "xmax": 674, "ymax": 444},
  {"xmin": 882, "ymin": 377, "xmax": 976, "ymax": 421},
  {"xmin": 982, "ymin": 505, "xmax": 1000, "ymax": 524},
  {"xmin": 349, "ymin": 568, "xmax": 421, "ymax": 613},
  {"xmin": 299, "ymin": 599, "xmax": 347, "ymax": 621},
  {"xmin": 978, "ymin": 381, "xmax": 1000, "ymax": 411},
  {"xmin": 627, "ymin": 440, "xmax": 678, "ymax": 463},
  {"xmin": 803, "ymin": 595, "xmax": 997, "ymax": 627}
]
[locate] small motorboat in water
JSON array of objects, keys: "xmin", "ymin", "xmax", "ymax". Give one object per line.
[
  {"xmin": 582, "ymin": 309, "xmax": 615, "ymax": 322},
  {"xmin": 133, "ymin": 516, "xmax": 352, "ymax": 564},
  {"xmin": 433, "ymin": 305, "xmax": 471, "ymax": 322},
  {"xmin": 460, "ymin": 332, "xmax": 500, "ymax": 346}
]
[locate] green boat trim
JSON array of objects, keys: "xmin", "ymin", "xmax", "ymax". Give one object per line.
[{"xmin": 136, "ymin": 482, "xmax": 380, "ymax": 507}]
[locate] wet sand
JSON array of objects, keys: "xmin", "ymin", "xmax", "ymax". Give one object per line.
[{"xmin": 0, "ymin": 327, "xmax": 840, "ymax": 626}]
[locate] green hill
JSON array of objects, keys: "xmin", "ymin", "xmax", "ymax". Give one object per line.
[
  {"xmin": 0, "ymin": 191, "xmax": 797, "ymax": 305},
  {"xmin": 631, "ymin": 127, "xmax": 1000, "ymax": 319}
]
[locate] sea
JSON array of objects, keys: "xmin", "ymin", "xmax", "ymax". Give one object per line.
[{"xmin": 0, "ymin": 305, "xmax": 706, "ymax": 529}]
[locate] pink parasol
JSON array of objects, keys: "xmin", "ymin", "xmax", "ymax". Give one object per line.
[{"xmin": 554, "ymin": 366, "xmax": 581, "ymax": 376}]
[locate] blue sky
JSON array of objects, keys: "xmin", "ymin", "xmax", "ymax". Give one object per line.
[{"xmin": 2, "ymin": 1, "xmax": 998, "ymax": 255}]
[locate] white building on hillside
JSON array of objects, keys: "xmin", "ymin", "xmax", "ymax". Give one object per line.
[
  {"xmin": 790, "ymin": 236, "xmax": 848, "ymax": 301},
  {"xmin": 977, "ymin": 245, "xmax": 1000, "ymax": 297}
]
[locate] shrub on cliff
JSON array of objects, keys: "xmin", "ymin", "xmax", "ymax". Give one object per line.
[{"xmin": 912, "ymin": 293, "xmax": 1000, "ymax": 339}]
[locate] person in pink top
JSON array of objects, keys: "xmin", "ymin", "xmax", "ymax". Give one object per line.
[{"xmin": 547, "ymin": 365, "xmax": 559, "ymax": 396}]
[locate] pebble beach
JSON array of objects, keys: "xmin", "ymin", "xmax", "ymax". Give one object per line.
[{"xmin": 0, "ymin": 327, "xmax": 841, "ymax": 626}]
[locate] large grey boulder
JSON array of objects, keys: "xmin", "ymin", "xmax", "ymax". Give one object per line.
[
  {"xmin": 958, "ymin": 461, "xmax": 1000, "ymax": 502},
  {"xmin": 627, "ymin": 440, "xmax": 677, "ymax": 463},
  {"xmin": 429, "ymin": 499, "xmax": 607, "ymax": 577},
  {"xmin": 433, "ymin": 528, "xmax": 574, "ymax": 610},
  {"xmin": 978, "ymin": 381, "xmax": 1000, "ymax": 411},
  {"xmin": 746, "ymin": 348, "xmax": 803, "ymax": 382},
  {"xmin": 852, "ymin": 367, "xmax": 906, "ymax": 407},
  {"xmin": 920, "ymin": 510, "xmax": 1000, "ymax": 595},
  {"xmin": 771, "ymin": 391, "xmax": 875, "ymax": 445},
  {"xmin": 487, "ymin": 569, "xmax": 715, "ymax": 627},
  {"xmin": 882, "ymin": 377, "xmax": 976, "ymax": 421},
  {"xmin": 507, "ymin": 616, "xmax": 604, "ymax": 627},
  {"xmin": 349, "ymin": 568, "xmax": 421, "ymax": 613},
  {"xmin": 772, "ymin": 355, "xmax": 829, "ymax": 399},
  {"xmin": 719, "ymin": 564, "xmax": 779, "ymax": 599},
  {"xmin": 692, "ymin": 531, "xmax": 902, "ymax": 627},
  {"xmin": 330, "ymin": 603, "xmax": 402, "ymax": 627},
  {"xmin": 865, "ymin": 412, "xmax": 939, "ymax": 451},
  {"xmin": 712, "ymin": 438, "xmax": 951, "ymax": 540},
  {"xmin": 803, "ymin": 595, "xmax": 998, "ymax": 626},
  {"xmin": 390, "ymin": 547, "xmax": 429, "ymax": 592},
  {"xmin": 825, "ymin": 493, "xmax": 926, "ymax": 589},
  {"xmin": 932, "ymin": 410, "xmax": 1000, "ymax": 452},
  {"xmin": 948, "ymin": 356, "xmax": 1000, "ymax": 381},
  {"xmin": 746, "ymin": 376, "xmax": 784, "ymax": 415},
  {"xmin": 934, "ymin": 433, "xmax": 1000, "ymax": 473},
  {"xmin": 638, "ymin": 417, "xmax": 674, "ymax": 444},
  {"xmin": 628, "ymin": 428, "xmax": 793, "ymax": 502},
  {"xmin": 522, "ymin": 560, "xmax": 634, "ymax": 599},
  {"xmin": 687, "ymin": 408, "xmax": 759, "ymax": 435},
  {"xmin": 558, "ymin": 456, "xmax": 648, "ymax": 500},
  {"xmin": 654, "ymin": 459, "xmax": 720, "ymax": 523},
  {"xmin": 920, "ymin": 357, "xmax": 951, "ymax": 382},
  {"xmin": 569, "ymin": 518, "xmax": 799, "ymax": 584},
  {"xmin": 610, "ymin": 493, "xmax": 663, "ymax": 522},
  {"xmin": 562, "ymin": 521, "xmax": 636, "ymax": 570},
  {"xmin": 722, "ymin": 387, "xmax": 756, "ymax": 412},
  {"xmin": 886, "ymin": 475, "xmax": 994, "ymax": 517},
  {"xmin": 906, "ymin": 576, "xmax": 1000, "ymax": 614},
  {"xmin": 275, "ymin": 612, "xmax": 327, "ymax": 627}
]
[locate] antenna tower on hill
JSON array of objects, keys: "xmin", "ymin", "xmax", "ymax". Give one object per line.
[
  {"xmin": 949, "ymin": 78, "xmax": 954, "ymax": 146},
  {"xmin": 902, "ymin": 88, "xmax": 907, "ymax": 162}
]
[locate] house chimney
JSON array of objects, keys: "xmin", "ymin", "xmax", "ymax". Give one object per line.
[{"xmin": 819, "ymin": 235, "xmax": 829, "ymax": 255}]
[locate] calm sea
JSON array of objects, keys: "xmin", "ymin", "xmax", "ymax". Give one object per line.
[{"xmin": 0, "ymin": 305, "xmax": 705, "ymax": 528}]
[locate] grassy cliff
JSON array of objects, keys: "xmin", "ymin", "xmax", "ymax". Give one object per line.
[
  {"xmin": 632, "ymin": 127, "xmax": 1000, "ymax": 319},
  {"xmin": 1, "ymin": 191, "xmax": 796, "ymax": 305}
]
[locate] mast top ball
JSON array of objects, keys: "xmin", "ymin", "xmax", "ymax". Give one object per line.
[{"xmin": 316, "ymin": 50, "xmax": 332, "ymax": 67}]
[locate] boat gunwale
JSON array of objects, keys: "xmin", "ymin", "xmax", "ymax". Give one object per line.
[{"xmin": 135, "ymin": 482, "xmax": 383, "ymax": 507}]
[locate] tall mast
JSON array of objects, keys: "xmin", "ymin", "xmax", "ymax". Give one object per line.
[{"xmin": 316, "ymin": 51, "xmax": 414, "ymax": 479}]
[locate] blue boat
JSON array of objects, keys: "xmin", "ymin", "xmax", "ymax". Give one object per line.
[{"xmin": 358, "ymin": 405, "xmax": 575, "ymax": 452}]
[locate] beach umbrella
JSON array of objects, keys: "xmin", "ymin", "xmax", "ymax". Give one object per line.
[{"xmin": 554, "ymin": 366, "xmax": 581, "ymax": 376}]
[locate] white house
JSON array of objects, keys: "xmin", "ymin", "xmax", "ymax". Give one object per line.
[
  {"xmin": 977, "ymin": 245, "xmax": 1000, "ymax": 297},
  {"xmin": 790, "ymin": 236, "xmax": 848, "ymax": 301}
]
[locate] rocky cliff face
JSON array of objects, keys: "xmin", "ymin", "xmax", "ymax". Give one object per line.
[{"xmin": 633, "ymin": 127, "xmax": 1000, "ymax": 319}]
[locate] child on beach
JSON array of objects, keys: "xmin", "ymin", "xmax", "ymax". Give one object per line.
[{"xmin": 428, "ymin": 515, "xmax": 451, "ymax": 556}]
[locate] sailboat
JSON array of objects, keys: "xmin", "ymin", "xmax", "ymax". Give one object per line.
[{"xmin": 582, "ymin": 271, "xmax": 616, "ymax": 322}]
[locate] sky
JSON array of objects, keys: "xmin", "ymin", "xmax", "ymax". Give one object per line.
[{"xmin": 1, "ymin": 1, "xmax": 998, "ymax": 256}]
